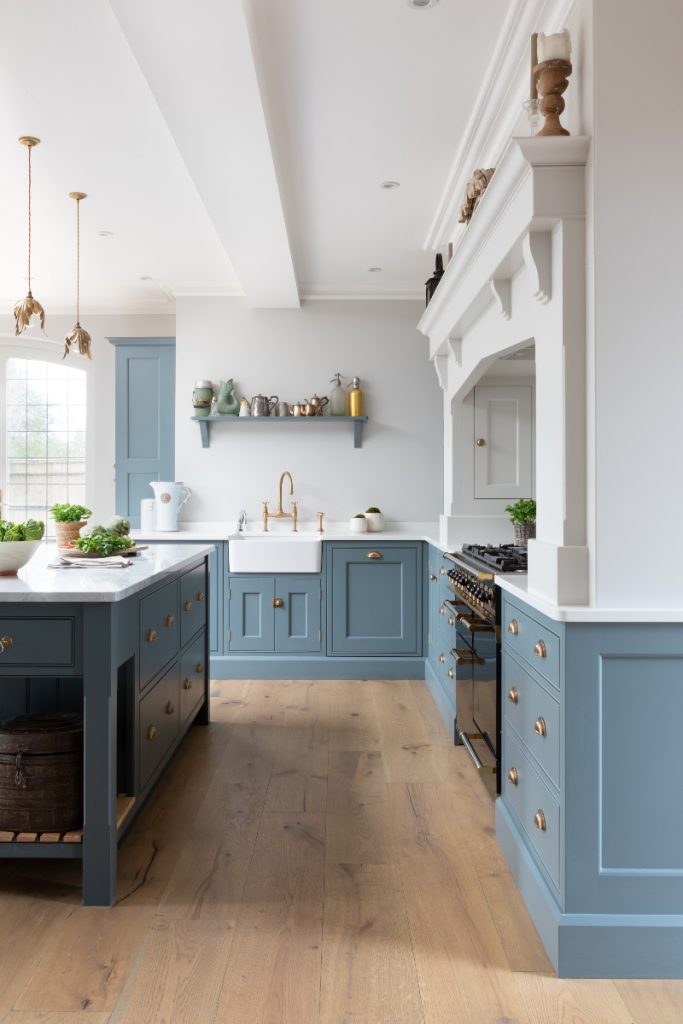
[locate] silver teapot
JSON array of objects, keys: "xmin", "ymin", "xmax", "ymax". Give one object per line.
[{"xmin": 250, "ymin": 394, "xmax": 278, "ymax": 417}]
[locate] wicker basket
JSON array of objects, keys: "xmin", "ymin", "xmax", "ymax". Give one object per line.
[
  {"xmin": 54, "ymin": 519, "xmax": 86, "ymax": 549},
  {"xmin": 0, "ymin": 712, "xmax": 83, "ymax": 832},
  {"xmin": 514, "ymin": 521, "xmax": 536, "ymax": 544}
]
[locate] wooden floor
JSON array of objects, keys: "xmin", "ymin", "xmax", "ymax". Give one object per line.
[{"xmin": 0, "ymin": 680, "xmax": 681, "ymax": 1023}]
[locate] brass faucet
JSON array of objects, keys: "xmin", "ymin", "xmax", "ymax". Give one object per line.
[{"xmin": 262, "ymin": 470, "xmax": 298, "ymax": 532}]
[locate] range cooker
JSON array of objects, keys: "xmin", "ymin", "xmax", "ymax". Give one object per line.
[{"xmin": 444, "ymin": 543, "xmax": 527, "ymax": 794}]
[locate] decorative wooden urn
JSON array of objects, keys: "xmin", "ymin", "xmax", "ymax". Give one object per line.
[{"xmin": 534, "ymin": 59, "xmax": 573, "ymax": 136}]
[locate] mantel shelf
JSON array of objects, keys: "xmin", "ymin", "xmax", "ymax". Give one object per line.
[{"xmin": 191, "ymin": 415, "xmax": 368, "ymax": 449}]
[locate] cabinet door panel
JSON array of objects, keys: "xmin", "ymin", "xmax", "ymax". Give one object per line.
[
  {"xmin": 274, "ymin": 577, "xmax": 321, "ymax": 654},
  {"xmin": 328, "ymin": 544, "xmax": 420, "ymax": 656},
  {"xmin": 229, "ymin": 578, "xmax": 275, "ymax": 652},
  {"xmin": 474, "ymin": 385, "xmax": 532, "ymax": 499}
]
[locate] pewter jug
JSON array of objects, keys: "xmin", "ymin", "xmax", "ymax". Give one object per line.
[
  {"xmin": 250, "ymin": 394, "xmax": 278, "ymax": 417},
  {"xmin": 274, "ymin": 401, "xmax": 291, "ymax": 417}
]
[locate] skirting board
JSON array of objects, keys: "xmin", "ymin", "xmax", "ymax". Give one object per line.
[
  {"xmin": 496, "ymin": 799, "xmax": 683, "ymax": 978},
  {"xmin": 210, "ymin": 655, "xmax": 427, "ymax": 680}
]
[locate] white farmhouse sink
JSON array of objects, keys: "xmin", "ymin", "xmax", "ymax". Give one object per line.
[{"xmin": 229, "ymin": 535, "xmax": 322, "ymax": 573}]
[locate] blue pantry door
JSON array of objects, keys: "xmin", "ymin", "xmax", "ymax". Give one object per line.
[{"xmin": 110, "ymin": 338, "xmax": 175, "ymax": 527}]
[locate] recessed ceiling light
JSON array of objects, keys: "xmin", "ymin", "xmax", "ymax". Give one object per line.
[
  {"xmin": 98, "ymin": 230, "xmax": 114, "ymax": 237},
  {"xmin": 407, "ymin": 0, "xmax": 439, "ymax": 9},
  {"xmin": 380, "ymin": 180, "xmax": 400, "ymax": 190},
  {"xmin": 368, "ymin": 267, "xmax": 383, "ymax": 273}
]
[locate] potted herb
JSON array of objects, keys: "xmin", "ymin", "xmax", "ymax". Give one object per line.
[
  {"xmin": 49, "ymin": 503, "xmax": 92, "ymax": 549},
  {"xmin": 349, "ymin": 512, "xmax": 367, "ymax": 534},
  {"xmin": 0, "ymin": 519, "xmax": 45, "ymax": 575},
  {"xmin": 365, "ymin": 506, "xmax": 384, "ymax": 532},
  {"xmin": 505, "ymin": 498, "xmax": 536, "ymax": 544}
]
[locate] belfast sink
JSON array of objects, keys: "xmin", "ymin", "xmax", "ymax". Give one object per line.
[{"xmin": 229, "ymin": 535, "xmax": 322, "ymax": 574}]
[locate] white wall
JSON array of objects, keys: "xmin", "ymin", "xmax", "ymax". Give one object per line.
[{"xmin": 175, "ymin": 298, "xmax": 442, "ymax": 524}]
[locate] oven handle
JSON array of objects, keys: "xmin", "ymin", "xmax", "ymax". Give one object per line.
[{"xmin": 458, "ymin": 731, "xmax": 497, "ymax": 776}]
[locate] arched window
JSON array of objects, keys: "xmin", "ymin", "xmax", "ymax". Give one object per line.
[{"xmin": 5, "ymin": 358, "xmax": 86, "ymax": 535}]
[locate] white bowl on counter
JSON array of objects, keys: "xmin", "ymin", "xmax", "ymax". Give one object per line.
[{"xmin": 0, "ymin": 540, "xmax": 43, "ymax": 576}]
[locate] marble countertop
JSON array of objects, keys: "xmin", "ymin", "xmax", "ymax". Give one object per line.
[
  {"xmin": 0, "ymin": 542, "xmax": 214, "ymax": 603},
  {"xmin": 496, "ymin": 574, "xmax": 683, "ymax": 623}
]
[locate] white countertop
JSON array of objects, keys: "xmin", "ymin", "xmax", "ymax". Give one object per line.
[
  {"xmin": 496, "ymin": 574, "xmax": 683, "ymax": 623},
  {"xmin": 132, "ymin": 520, "xmax": 442, "ymax": 546},
  {"xmin": 0, "ymin": 542, "xmax": 214, "ymax": 603}
]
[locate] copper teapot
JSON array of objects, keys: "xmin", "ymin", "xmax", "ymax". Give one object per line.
[{"xmin": 305, "ymin": 394, "xmax": 329, "ymax": 416}]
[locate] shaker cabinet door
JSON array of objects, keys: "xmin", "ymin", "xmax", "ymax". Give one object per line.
[
  {"xmin": 228, "ymin": 577, "xmax": 275, "ymax": 652},
  {"xmin": 474, "ymin": 385, "xmax": 532, "ymax": 499},
  {"xmin": 274, "ymin": 577, "xmax": 322, "ymax": 654}
]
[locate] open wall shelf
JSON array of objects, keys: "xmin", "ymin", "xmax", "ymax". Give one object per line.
[{"xmin": 191, "ymin": 415, "xmax": 368, "ymax": 449}]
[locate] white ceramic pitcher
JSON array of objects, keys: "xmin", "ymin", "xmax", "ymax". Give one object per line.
[{"xmin": 149, "ymin": 481, "xmax": 192, "ymax": 532}]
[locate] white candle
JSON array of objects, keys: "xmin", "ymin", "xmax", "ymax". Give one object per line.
[{"xmin": 537, "ymin": 29, "xmax": 572, "ymax": 62}]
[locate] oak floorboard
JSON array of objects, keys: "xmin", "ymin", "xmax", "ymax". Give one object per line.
[
  {"xmin": 1, "ymin": 1014, "xmax": 111, "ymax": 1024},
  {"xmin": 514, "ymin": 976, "xmax": 635, "ymax": 1024},
  {"xmin": 0, "ymin": 897, "xmax": 71, "ymax": 1020},
  {"xmin": 326, "ymin": 751, "xmax": 396, "ymax": 865},
  {"xmin": 614, "ymin": 979, "xmax": 683, "ymax": 1023},
  {"xmin": 372, "ymin": 680, "xmax": 445, "ymax": 784}
]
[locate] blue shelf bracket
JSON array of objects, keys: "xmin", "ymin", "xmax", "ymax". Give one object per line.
[
  {"xmin": 354, "ymin": 419, "xmax": 364, "ymax": 448},
  {"xmin": 198, "ymin": 419, "xmax": 210, "ymax": 448}
]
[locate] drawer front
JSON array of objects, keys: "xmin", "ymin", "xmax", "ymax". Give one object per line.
[
  {"xmin": 503, "ymin": 652, "xmax": 560, "ymax": 788},
  {"xmin": 180, "ymin": 562, "xmax": 208, "ymax": 648},
  {"xmin": 503, "ymin": 600, "xmax": 560, "ymax": 691},
  {"xmin": 139, "ymin": 580, "xmax": 179, "ymax": 690},
  {"xmin": 503, "ymin": 726, "xmax": 561, "ymax": 890},
  {"xmin": 180, "ymin": 634, "xmax": 206, "ymax": 725},
  {"xmin": 0, "ymin": 617, "xmax": 75, "ymax": 668},
  {"xmin": 139, "ymin": 660, "xmax": 180, "ymax": 790}
]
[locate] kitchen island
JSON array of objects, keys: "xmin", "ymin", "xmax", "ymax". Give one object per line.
[{"xmin": 0, "ymin": 542, "xmax": 213, "ymax": 906}]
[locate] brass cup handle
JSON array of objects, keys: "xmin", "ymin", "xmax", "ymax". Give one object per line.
[
  {"xmin": 195, "ymin": 663, "xmax": 204, "ymax": 674},
  {"xmin": 146, "ymin": 628, "xmax": 157, "ymax": 643},
  {"xmin": 534, "ymin": 809, "xmax": 547, "ymax": 832},
  {"xmin": 507, "ymin": 767, "xmax": 519, "ymax": 786},
  {"xmin": 273, "ymin": 597, "xmax": 284, "ymax": 608},
  {"xmin": 429, "ymin": 573, "xmax": 437, "ymax": 581},
  {"xmin": 534, "ymin": 716, "xmax": 547, "ymax": 737},
  {"xmin": 367, "ymin": 550, "xmax": 382, "ymax": 560},
  {"xmin": 196, "ymin": 591, "xmax": 206, "ymax": 602},
  {"xmin": 165, "ymin": 614, "xmax": 175, "ymax": 627},
  {"xmin": 507, "ymin": 619, "xmax": 519, "ymax": 636},
  {"xmin": 184, "ymin": 600, "xmax": 193, "ymax": 612},
  {"xmin": 439, "ymin": 654, "xmax": 445, "ymax": 664},
  {"xmin": 147, "ymin": 725, "xmax": 157, "ymax": 741},
  {"xmin": 183, "ymin": 678, "xmax": 192, "ymax": 690},
  {"xmin": 534, "ymin": 639, "xmax": 547, "ymax": 658},
  {"xmin": 447, "ymin": 668, "xmax": 454, "ymax": 679},
  {"xmin": 0, "ymin": 635, "xmax": 13, "ymax": 655},
  {"xmin": 507, "ymin": 686, "xmax": 519, "ymax": 704},
  {"xmin": 165, "ymin": 701, "xmax": 175, "ymax": 715}
]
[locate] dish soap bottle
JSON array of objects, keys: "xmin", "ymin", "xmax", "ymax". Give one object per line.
[
  {"xmin": 348, "ymin": 376, "xmax": 364, "ymax": 417},
  {"xmin": 329, "ymin": 372, "xmax": 347, "ymax": 416}
]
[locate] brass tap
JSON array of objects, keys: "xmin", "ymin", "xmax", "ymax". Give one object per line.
[{"xmin": 263, "ymin": 471, "xmax": 298, "ymax": 531}]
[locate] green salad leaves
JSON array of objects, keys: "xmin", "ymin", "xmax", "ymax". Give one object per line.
[
  {"xmin": 0, "ymin": 519, "xmax": 45, "ymax": 542},
  {"xmin": 75, "ymin": 526, "xmax": 133, "ymax": 556}
]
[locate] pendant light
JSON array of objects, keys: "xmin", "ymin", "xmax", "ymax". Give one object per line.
[
  {"xmin": 64, "ymin": 191, "xmax": 92, "ymax": 359},
  {"xmin": 13, "ymin": 136, "xmax": 46, "ymax": 335}
]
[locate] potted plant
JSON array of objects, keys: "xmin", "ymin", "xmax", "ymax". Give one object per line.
[
  {"xmin": 349, "ymin": 512, "xmax": 368, "ymax": 534},
  {"xmin": 505, "ymin": 498, "xmax": 536, "ymax": 544},
  {"xmin": 49, "ymin": 503, "xmax": 92, "ymax": 549},
  {"xmin": 365, "ymin": 506, "xmax": 384, "ymax": 532}
]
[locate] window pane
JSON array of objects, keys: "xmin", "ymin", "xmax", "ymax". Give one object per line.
[
  {"xmin": 27, "ymin": 406, "xmax": 48, "ymax": 431},
  {"xmin": 7, "ymin": 407, "xmax": 26, "ymax": 431},
  {"xmin": 7, "ymin": 380, "xmax": 26, "ymax": 404},
  {"xmin": 26, "ymin": 380, "xmax": 47, "ymax": 403},
  {"xmin": 48, "ymin": 405, "xmax": 68, "ymax": 431},
  {"xmin": 8, "ymin": 433, "xmax": 27, "ymax": 458}
]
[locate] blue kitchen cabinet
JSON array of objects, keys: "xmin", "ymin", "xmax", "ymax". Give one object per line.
[
  {"xmin": 228, "ymin": 575, "xmax": 322, "ymax": 653},
  {"xmin": 327, "ymin": 543, "xmax": 421, "ymax": 657}
]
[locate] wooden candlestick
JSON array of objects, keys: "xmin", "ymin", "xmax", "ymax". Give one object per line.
[{"xmin": 533, "ymin": 58, "xmax": 572, "ymax": 136}]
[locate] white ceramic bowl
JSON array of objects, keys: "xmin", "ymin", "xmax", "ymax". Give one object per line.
[{"xmin": 0, "ymin": 540, "xmax": 43, "ymax": 576}]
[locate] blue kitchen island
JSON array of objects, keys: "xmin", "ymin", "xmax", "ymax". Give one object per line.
[{"xmin": 0, "ymin": 542, "xmax": 212, "ymax": 906}]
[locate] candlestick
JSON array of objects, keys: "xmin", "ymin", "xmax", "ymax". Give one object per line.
[
  {"xmin": 530, "ymin": 33, "xmax": 538, "ymax": 100},
  {"xmin": 534, "ymin": 59, "xmax": 573, "ymax": 136}
]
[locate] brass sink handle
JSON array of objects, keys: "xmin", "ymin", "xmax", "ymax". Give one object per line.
[
  {"xmin": 0, "ymin": 635, "xmax": 13, "ymax": 655},
  {"xmin": 146, "ymin": 628, "xmax": 157, "ymax": 643},
  {"xmin": 317, "ymin": 512, "xmax": 325, "ymax": 534}
]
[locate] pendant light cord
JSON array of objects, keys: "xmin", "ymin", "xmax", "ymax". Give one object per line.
[{"xmin": 27, "ymin": 144, "xmax": 32, "ymax": 291}]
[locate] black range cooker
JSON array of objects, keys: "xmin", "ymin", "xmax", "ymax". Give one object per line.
[{"xmin": 444, "ymin": 543, "xmax": 528, "ymax": 794}]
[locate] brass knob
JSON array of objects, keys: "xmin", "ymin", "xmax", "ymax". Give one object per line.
[
  {"xmin": 367, "ymin": 550, "xmax": 382, "ymax": 560},
  {"xmin": 534, "ymin": 716, "xmax": 547, "ymax": 737},
  {"xmin": 195, "ymin": 663, "xmax": 204, "ymax": 674},
  {"xmin": 447, "ymin": 668, "xmax": 454, "ymax": 679},
  {"xmin": 273, "ymin": 597, "xmax": 284, "ymax": 608},
  {"xmin": 508, "ymin": 619, "xmax": 519, "ymax": 636},
  {"xmin": 534, "ymin": 810, "xmax": 547, "ymax": 832},
  {"xmin": 165, "ymin": 701, "xmax": 175, "ymax": 715},
  {"xmin": 183, "ymin": 678, "xmax": 192, "ymax": 690},
  {"xmin": 439, "ymin": 566, "xmax": 446, "ymax": 575},
  {"xmin": 147, "ymin": 725, "xmax": 157, "ymax": 741},
  {"xmin": 439, "ymin": 606, "xmax": 445, "ymax": 616},
  {"xmin": 534, "ymin": 639, "xmax": 547, "ymax": 658},
  {"xmin": 507, "ymin": 686, "xmax": 519, "ymax": 704},
  {"xmin": 439, "ymin": 654, "xmax": 445, "ymax": 664},
  {"xmin": 475, "ymin": 437, "xmax": 486, "ymax": 447},
  {"xmin": 0, "ymin": 635, "xmax": 13, "ymax": 655},
  {"xmin": 165, "ymin": 614, "xmax": 175, "ymax": 627},
  {"xmin": 196, "ymin": 591, "xmax": 206, "ymax": 602},
  {"xmin": 146, "ymin": 628, "xmax": 157, "ymax": 643},
  {"xmin": 507, "ymin": 767, "xmax": 519, "ymax": 786},
  {"xmin": 429, "ymin": 574, "xmax": 437, "ymax": 581},
  {"xmin": 447, "ymin": 616, "xmax": 455, "ymax": 626},
  {"xmin": 184, "ymin": 600, "xmax": 193, "ymax": 612}
]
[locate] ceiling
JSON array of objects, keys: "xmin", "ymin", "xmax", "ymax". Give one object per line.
[{"xmin": 0, "ymin": 0, "xmax": 509, "ymax": 312}]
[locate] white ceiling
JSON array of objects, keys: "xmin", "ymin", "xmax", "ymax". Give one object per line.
[{"xmin": 0, "ymin": 0, "xmax": 509, "ymax": 311}]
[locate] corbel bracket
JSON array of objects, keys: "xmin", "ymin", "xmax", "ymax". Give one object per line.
[
  {"xmin": 522, "ymin": 231, "xmax": 552, "ymax": 305},
  {"xmin": 490, "ymin": 278, "xmax": 511, "ymax": 320}
]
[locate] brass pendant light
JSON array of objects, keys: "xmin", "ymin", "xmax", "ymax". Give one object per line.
[
  {"xmin": 64, "ymin": 191, "xmax": 92, "ymax": 359},
  {"xmin": 14, "ymin": 136, "xmax": 46, "ymax": 335}
]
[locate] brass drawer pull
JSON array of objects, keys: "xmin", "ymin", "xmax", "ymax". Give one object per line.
[
  {"xmin": 507, "ymin": 686, "xmax": 519, "ymax": 705},
  {"xmin": 147, "ymin": 725, "xmax": 157, "ymax": 741},
  {"xmin": 507, "ymin": 767, "xmax": 519, "ymax": 786},
  {"xmin": 195, "ymin": 663, "xmax": 204, "ymax": 674},
  {"xmin": 367, "ymin": 550, "xmax": 382, "ymax": 560},
  {"xmin": 534, "ymin": 639, "xmax": 547, "ymax": 658},
  {"xmin": 146, "ymin": 628, "xmax": 157, "ymax": 643},
  {"xmin": 0, "ymin": 635, "xmax": 13, "ymax": 655},
  {"xmin": 429, "ymin": 573, "xmax": 437, "ymax": 581},
  {"xmin": 447, "ymin": 668, "xmax": 454, "ymax": 679},
  {"xmin": 184, "ymin": 600, "xmax": 193, "ymax": 612},
  {"xmin": 439, "ymin": 653, "xmax": 445, "ymax": 664},
  {"xmin": 165, "ymin": 614, "xmax": 175, "ymax": 627},
  {"xmin": 183, "ymin": 678, "xmax": 192, "ymax": 690},
  {"xmin": 165, "ymin": 701, "xmax": 175, "ymax": 715},
  {"xmin": 196, "ymin": 591, "xmax": 206, "ymax": 602},
  {"xmin": 508, "ymin": 619, "xmax": 519, "ymax": 635},
  {"xmin": 273, "ymin": 597, "xmax": 284, "ymax": 608},
  {"xmin": 534, "ymin": 809, "xmax": 547, "ymax": 832},
  {"xmin": 534, "ymin": 716, "xmax": 547, "ymax": 737}
]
